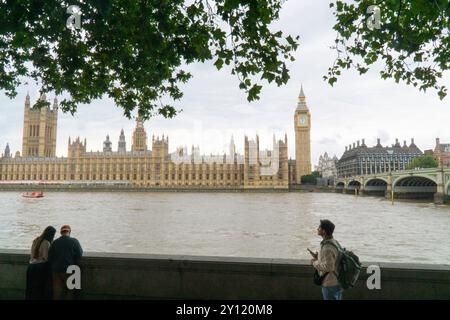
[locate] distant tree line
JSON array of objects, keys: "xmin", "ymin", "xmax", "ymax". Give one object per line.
[
  {"xmin": 407, "ymin": 155, "xmax": 439, "ymax": 170},
  {"xmin": 301, "ymin": 171, "xmax": 321, "ymax": 185}
]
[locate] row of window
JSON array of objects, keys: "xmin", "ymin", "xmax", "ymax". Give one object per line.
[
  {"xmin": 338, "ymin": 160, "xmax": 412, "ymax": 168},
  {"xmin": 0, "ymin": 172, "xmax": 288, "ymax": 181},
  {"xmin": 26, "ymin": 147, "xmax": 53, "ymax": 157},
  {"xmin": 0, "ymin": 172, "xmax": 246, "ymax": 181},
  {"xmin": 28, "ymin": 147, "xmax": 39, "ymax": 156},
  {"xmin": 29, "ymin": 125, "xmax": 39, "ymax": 137},
  {"xmin": 0, "ymin": 168, "xmax": 246, "ymax": 177},
  {"xmin": 359, "ymin": 159, "xmax": 415, "ymax": 163},
  {"xmin": 0, "ymin": 164, "xmax": 245, "ymax": 173}
]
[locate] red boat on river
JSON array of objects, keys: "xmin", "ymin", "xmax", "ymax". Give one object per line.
[{"xmin": 22, "ymin": 191, "xmax": 44, "ymax": 198}]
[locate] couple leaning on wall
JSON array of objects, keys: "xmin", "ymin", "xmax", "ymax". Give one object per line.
[{"xmin": 26, "ymin": 224, "xmax": 83, "ymax": 300}]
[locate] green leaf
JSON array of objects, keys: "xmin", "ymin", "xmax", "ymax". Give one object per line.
[
  {"xmin": 326, "ymin": 0, "xmax": 448, "ymax": 99},
  {"xmin": 328, "ymin": 77, "xmax": 337, "ymax": 86},
  {"xmin": 0, "ymin": 1, "xmax": 298, "ymax": 118},
  {"xmin": 214, "ymin": 58, "xmax": 224, "ymax": 70}
]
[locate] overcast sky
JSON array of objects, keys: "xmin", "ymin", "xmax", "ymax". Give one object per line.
[{"xmin": 1, "ymin": 1, "xmax": 449, "ymax": 165}]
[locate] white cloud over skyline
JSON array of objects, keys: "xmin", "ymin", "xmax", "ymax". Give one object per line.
[{"xmin": 0, "ymin": 1, "xmax": 449, "ymax": 166}]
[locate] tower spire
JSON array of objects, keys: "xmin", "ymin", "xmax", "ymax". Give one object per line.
[
  {"xmin": 53, "ymin": 96, "xmax": 58, "ymax": 111},
  {"xmin": 39, "ymin": 91, "xmax": 47, "ymax": 102},
  {"xmin": 297, "ymin": 84, "xmax": 308, "ymax": 110},
  {"xmin": 118, "ymin": 128, "xmax": 126, "ymax": 152},
  {"xmin": 4, "ymin": 143, "xmax": 11, "ymax": 158},
  {"xmin": 25, "ymin": 92, "xmax": 30, "ymax": 109},
  {"xmin": 299, "ymin": 84, "xmax": 305, "ymax": 99},
  {"xmin": 103, "ymin": 134, "xmax": 112, "ymax": 152},
  {"xmin": 132, "ymin": 116, "xmax": 148, "ymax": 151}
]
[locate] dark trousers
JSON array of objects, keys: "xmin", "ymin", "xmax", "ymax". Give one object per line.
[
  {"xmin": 25, "ymin": 263, "xmax": 52, "ymax": 300},
  {"xmin": 52, "ymin": 273, "xmax": 76, "ymax": 300}
]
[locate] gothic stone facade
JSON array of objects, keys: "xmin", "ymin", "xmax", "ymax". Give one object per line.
[
  {"xmin": 0, "ymin": 90, "xmax": 314, "ymax": 189},
  {"xmin": 0, "ymin": 134, "xmax": 289, "ymax": 189},
  {"xmin": 315, "ymin": 152, "xmax": 338, "ymax": 185},
  {"xmin": 22, "ymin": 93, "xmax": 58, "ymax": 158},
  {"xmin": 293, "ymin": 85, "xmax": 312, "ymax": 183}
]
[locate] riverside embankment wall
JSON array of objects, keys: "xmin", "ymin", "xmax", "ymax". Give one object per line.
[{"xmin": 0, "ymin": 250, "xmax": 449, "ymax": 299}]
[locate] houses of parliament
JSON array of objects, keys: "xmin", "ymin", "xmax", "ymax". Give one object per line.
[{"xmin": 0, "ymin": 88, "xmax": 312, "ymax": 189}]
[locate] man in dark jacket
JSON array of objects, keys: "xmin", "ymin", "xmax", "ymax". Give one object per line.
[{"xmin": 48, "ymin": 225, "xmax": 83, "ymax": 300}]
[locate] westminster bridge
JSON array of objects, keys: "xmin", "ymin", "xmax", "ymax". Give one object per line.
[{"xmin": 335, "ymin": 167, "xmax": 450, "ymax": 204}]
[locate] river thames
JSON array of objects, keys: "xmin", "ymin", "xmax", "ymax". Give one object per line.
[{"xmin": 0, "ymin": 191, "xmax": 449, "ymax": 265}]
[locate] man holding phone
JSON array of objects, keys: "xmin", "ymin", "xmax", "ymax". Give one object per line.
[{"xmin": 308, "ymin": 219, "xmax": 343, "ymax": 300}]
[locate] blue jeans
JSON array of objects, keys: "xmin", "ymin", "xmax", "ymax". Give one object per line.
[{"xmin": 321, "ymin": 285, "xmax": 343, "ymax": 300}]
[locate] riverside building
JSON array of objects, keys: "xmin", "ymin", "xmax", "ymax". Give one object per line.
[
  {"xmin": 0, "ymin": 88, "xmax": 313, "ymax": 189},
  {"xmin": 337, "ymin": 138, "xmax": 423, "ymax": 178}
]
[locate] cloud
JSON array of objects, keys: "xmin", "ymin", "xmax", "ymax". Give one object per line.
[
  {"xmin": 377, "ymin": 130, "xmax": 391, "ymax": 145},
  {"xmin": 0, "ymin": 0, "xmax": 449, "ymax": 166},
  {"xmin": 317, "ymin": 137, "xmax": 338, "ymax": 145}
]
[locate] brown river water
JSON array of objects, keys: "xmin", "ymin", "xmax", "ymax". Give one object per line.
[{"xmin": 0, "ymin": 191, "xmax": 449, "ymax": 265}]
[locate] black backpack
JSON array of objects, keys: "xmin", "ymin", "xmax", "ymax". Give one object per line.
[{"xmin": 322, "ymin": 239, "xmax": 362, "ymax": 289}]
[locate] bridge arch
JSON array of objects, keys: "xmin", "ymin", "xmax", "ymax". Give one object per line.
[
  {"xmin": 348, "ymin": 180, "xmax": 361, "ymax": 185},
  {"xmin": 365, "ymin": 178, "xmax": 388, "ymax": 188},
  {"xmin": 393, "ymin": 176, "xmax": 437, "ymax": 188},
  {"xmin": 336, "ymin": 181, "xmax": 345, "ymax": 188},
  {"xmin": 393, "ymin": 174, "xmax": 437, "ymax": 187},
  {"xmin": 347, "ymin": 180, "xmax": 361, "ymax": 189},
  {"xmin": 344, "ymin": 180, "xmax": 362, "ymax": 195},
  {"xmin": 335, "ymin": 181, "xmax": 345, "ymax": 193},
  {"xmin": 393, "ymin": 176, "xmax": 437, "ymax": 200},
  {"xmin": 364, "ymin": 178, "xmax": 388, "ymax": 197}
]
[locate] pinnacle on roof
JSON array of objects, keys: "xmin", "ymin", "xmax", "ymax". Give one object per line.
[
  {"xmin": 296, "ymin": 84, "xmax": 308, "ymax": 111},
  {"xmin": 39, "ymin": 92, "xmax": 47, "ymax": 101},
  {"xmin": 299, "ymin": 84, "xmax": 305, "ymax": 98}
]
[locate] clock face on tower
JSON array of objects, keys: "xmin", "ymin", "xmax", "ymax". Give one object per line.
[{"xmin": 298, "ymin": 115, "xmax": 307, "ymax": 126}]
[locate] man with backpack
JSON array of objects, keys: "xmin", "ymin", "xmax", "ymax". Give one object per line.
[{"xmin": 310, "ymin": 219, "xmax": 343, "ymax": 300}]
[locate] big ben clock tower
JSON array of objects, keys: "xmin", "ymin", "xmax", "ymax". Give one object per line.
[{"xmin": 294, "ymin": 85, "xmax": 312, "ymax": 184}]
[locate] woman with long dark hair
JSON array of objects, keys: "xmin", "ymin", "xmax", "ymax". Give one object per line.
[{"xmin": 25, "ymin": 226, "xmax": 56, "ymax": 299}]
